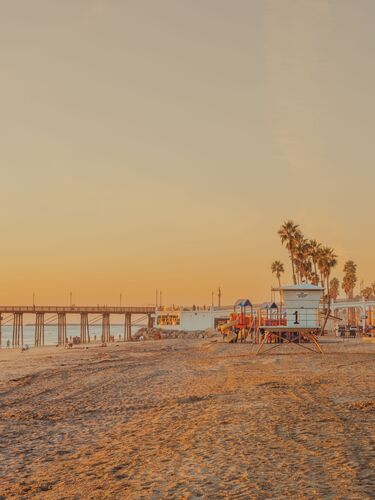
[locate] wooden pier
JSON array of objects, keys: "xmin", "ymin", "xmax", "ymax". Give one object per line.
[{"xmin": 0, "ymin": 306, "xmax": 155, "ymax": 347}]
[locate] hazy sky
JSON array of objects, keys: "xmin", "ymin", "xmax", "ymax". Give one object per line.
[{"xmin": 1, "ymin": 0, "xmax": 375, "ymax": 306}]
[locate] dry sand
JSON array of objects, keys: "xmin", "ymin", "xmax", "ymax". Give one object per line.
[{"xmin": 0, "ymin": 338, "xmax": 374, "ymax": 499}]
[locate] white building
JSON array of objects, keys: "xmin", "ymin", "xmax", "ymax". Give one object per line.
[{"xmin": 155, "ymin": 306, "xmax": 232, "ymax": 331}]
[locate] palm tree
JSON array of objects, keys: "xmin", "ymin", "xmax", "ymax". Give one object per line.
[
  {"xmin": 317, "ymin": 247, "xmax": 326, "ymax": 288},
  {"xmin": 310, "ymin": 272, "xmax": 320, "ymax": 286},
  {"xmin": 361, "ymin": 286, "xmax": 373, "ymax": 300},
  {"xmin": 296, "ymin": 238, "xmax": 312, "ymax": 283},
  {"xmin": 271, "ymin": 260, "xmax": 285, "ymax": 311},
  {"xmin": 278, "ymin": 221, "xmax": 301, "ymax": 285},
  {"xmin": 271, "ymin": 261, "xmax": 284, "ymax": 289},
  {"xmin": 342, "ymin": 260, "xmax": 357, "ymax": 325},
  {"xmin": 318, "ymin": 246, "xmax": 338, "ymax": 307},
  {"xmin": 309, "ymin": 239, "xmax": 322, "ymax": 277},
  {"xmin": 368, "ymin": 283, "xmax": 375, "ymax": 325},
  {"xmin": 342, "ymin": 260, "xmax": 357, "ymax": 299},
  {"xmin": 329, "ymin": 277, "xmax": 340, "ymax": 301},
  {"xmin": 318, "ymin": 247, "xmax": 338, "ymax": 334}
]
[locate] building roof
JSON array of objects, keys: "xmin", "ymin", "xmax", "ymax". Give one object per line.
[{"xmin": 273, "ymin": 284, "xmax": 324, "ymax": 291}]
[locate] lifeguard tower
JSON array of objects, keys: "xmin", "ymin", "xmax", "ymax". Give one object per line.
[{"xmin": 256, "ymin": 284, "xmax": 324, "ymax": 355}]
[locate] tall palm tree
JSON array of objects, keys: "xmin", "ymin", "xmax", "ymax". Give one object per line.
[
  {"xmin": 318, "ymin": 246, "xmax": 338, "ymax": 307},
  {"xmin": 342, "ymin": 260, "xmax": 357, "ymax": 325},
  {"xmin": 309, "ymin": 239, "xmax": 322, "ymax": 277},
  {"xmin": 271, "ymin": 261, "xmax": 284, "ymax": 289},
  {"xmin": 278, "ymin": 221, "xmax": 301, "ymax": 285},
  {"xmin": 319, "ymin": 247, "xmax": 338, "ymax": 334},
  {"xmin": 368, "ymin": 283, "xmax": 375, "ymax": 325},
  {"xmin": 342, "ymin": 260, "xmax": 357, "ymax": 299},
  {"xmin": 329, "ymin": 277, "xmax": 340, "ymax": 301},
  {"xmin": 271, "ymin": 260, "xmax": 285, "ymax": 311},
  {"xmin": 295, "ymin": 237, "xmax": 312, "ymax": 283},
  {"xmin": 317, "ymin": 247, "xmax": 326, "ymax": 288},
  {"xmin": 310, "ymin": 272, "xmax": 320, "ymax": 286}
]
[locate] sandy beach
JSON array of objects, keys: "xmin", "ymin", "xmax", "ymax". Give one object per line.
[{"xmin": 0, "ymin": 338, "xmax": 374, "ymax": 499}]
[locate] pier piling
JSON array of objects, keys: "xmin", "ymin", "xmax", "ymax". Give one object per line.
[
  {"xmin": 80, "ymin": 313, "xmax": 90, "ymax": 344},
  {"xmin": 58, "ymin": 313, "xmax": 67, "ymax": 345},
  {"xmin": 12, "ymin": 313, "xmax": 23, "ymax": 347},
  {"xmin": 102, "ymin": 313, "xmax": 110, "ymax": 343},
  {"xmin": 124, "ymin": 312, "xmax": 131, "ymax": 341},
  {"xmin": 35, "ymin": 313, "xmax": 44, "ymax": 347}
]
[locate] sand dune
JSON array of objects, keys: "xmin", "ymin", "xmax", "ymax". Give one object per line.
[{"xmin": 0, "ymin": 339, "xmax": 374, "ymax": 499}]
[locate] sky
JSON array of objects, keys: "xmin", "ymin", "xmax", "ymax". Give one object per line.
[{"xmin": 1, "ymin": 0, "xmax": 375, "ymax": 306}]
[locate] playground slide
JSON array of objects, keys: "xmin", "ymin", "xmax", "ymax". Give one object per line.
[{"xmin": 219, "ymin": 319, "xmax": 239, "ymax": 332}]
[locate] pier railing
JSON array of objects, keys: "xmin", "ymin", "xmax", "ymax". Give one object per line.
[{"xmin": 0, "ymin": 306, "xmax": 155, "ymax": 314}]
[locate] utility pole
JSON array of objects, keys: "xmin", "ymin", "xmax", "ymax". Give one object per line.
[
  {"xmin": 69, "ymin": 292, "xmax": 72, "ymax": 307},
  {"xmin": 120, "ymin": 293, "xmax": 122, "ymax": 307},
  {"xmin": 218, "ymin": 287, "xmax": 222, "ymax": 307}
]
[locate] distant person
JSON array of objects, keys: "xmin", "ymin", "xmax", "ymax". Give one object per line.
[{"xmin": 6, "ymin": 339, "xmax": 10, "ymax": 348}]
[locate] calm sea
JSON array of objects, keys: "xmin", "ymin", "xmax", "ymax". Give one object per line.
[{"xmin": 0, "ymin": 324, "xmax": 141, "ymax": 348}]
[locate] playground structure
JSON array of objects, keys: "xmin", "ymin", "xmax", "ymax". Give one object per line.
[
  {"xmin": 219, "ymin": 299, "xmax": 286, "ymax": 343},
  {"xmin": 220, "ymin": 284, "xmax": 324, "ymax": 354}
]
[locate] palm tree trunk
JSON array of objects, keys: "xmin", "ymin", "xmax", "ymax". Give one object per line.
[
  {"xmin": 289, "ymin": 239, "xmax": 297, "ymax": 284},
  {"xmin": 277, "ymin": 276, "xmax": 282, "ymax": 314},
  {"xmin": 326, "ymin": 274, "xmax": 331, "ymax": 310},
  {"xmin": 291, "ymin": 257, "xmax": 296, "ymax": 284},
  {"xmin": 321, "ymin": 273, "xmax": 331, "ymax": 336}
]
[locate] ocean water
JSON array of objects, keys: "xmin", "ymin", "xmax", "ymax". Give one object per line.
[{"xmin": 0, "ymin": 324, "xmax": 141, "ymax": 348}]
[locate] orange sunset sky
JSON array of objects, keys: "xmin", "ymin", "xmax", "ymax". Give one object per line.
[{"xmin": 1, "ymin": 1, "xmax": 375, "ymax": 306}]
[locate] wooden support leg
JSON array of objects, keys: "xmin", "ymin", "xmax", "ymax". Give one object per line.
[
  {"xmin": 310, "ymin": 333, "xmax": 323, "ymax": 354},
  {"xmin": 256, "ymin": 330, "xmax": 270, "ymax": 355}
]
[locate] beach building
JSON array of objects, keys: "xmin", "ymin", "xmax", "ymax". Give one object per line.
[{"xmin": 155, "ymin": 305, "xmax": 233, "ymax": 331}]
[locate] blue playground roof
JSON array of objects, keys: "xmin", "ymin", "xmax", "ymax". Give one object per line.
[
  {"xmin": 259, "ymin": 302, "xmax": 279, "ymax": 309},
  {"xmin": 234, "ymin": 298, "xmax": 252, "ymax": 308}
]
